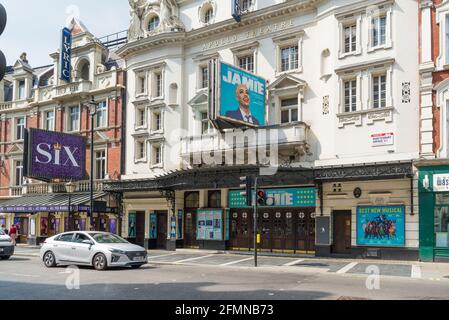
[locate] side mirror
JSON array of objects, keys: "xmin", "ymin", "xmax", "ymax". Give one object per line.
[{"xmin": 82, "ymin": 239, "xmax": 93, "ymax": 245}]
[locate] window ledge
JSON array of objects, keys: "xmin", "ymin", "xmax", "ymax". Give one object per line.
[
  {"xmin": 134, "ymin": 125, "xmax": 148, "ymax": 131},
  {"xmin": 134, "ymin": 159, "xmax": 147, "ymax": 164},
  {"xmin": 339, "ymin": 50, "xmax": 362, "ymax": 59},
  {"xmin": 337, "ymin": 107, "xmax": 394, "ymax": 128},
  {"xmin": 367, "ymin": 43, "xmax": 392, "ymax": 53},
  {"xmin": 150, "ymin": 164, "xmax": 163, "ymax": 169}
]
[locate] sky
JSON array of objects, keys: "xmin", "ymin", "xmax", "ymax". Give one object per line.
[{"xmin": 0, "ymin": 0, "xmax": 130, "ymax": 67}]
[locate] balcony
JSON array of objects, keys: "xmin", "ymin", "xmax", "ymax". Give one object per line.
[
  {"xmin": 180, "ymin": 123, "xmax": 310, "ymax": 161},
  {"xmin": 23, "ymin": 180, "xmax": 105, "ymax": 195},
  {"xmin": 0, "ymin": 102, "xmax": 13, "ymax": 111},
  {"xmin": 54, "ymin": 80, "xmax": 92, "ymax": 99}
]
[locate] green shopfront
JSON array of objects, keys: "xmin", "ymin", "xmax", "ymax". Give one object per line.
[{"xmin": 418, "ymin": 165, "xmax": 449, "ymax": 262}]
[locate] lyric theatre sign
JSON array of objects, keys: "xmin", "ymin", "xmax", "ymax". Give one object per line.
[{"xmin": 202, "ymin": 19, "xmax": 295, "ymax": 51}]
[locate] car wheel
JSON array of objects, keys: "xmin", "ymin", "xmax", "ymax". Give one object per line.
[
  {"xmin": 93, "ymin": 253, "xmax": 108, "ymax": 271},
  {"xmin": 1, "ymin": 256, "xmax": 11, "ymax": 260},
  {"xmin": 43, "ymin": 252, "xmax": 56, "ymax": 268},
  {"xmin": 131, "ymin": 265, "xmax": 143, "ymax": 269}
]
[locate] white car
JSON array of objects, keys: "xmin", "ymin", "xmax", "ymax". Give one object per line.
[
  {"xmin": 40, "ymin": 231, "xmax": 148, "ymax": 271},
  {"xmin": 0, "ymin": 229, "xmax": 14, "ymax": 260}
]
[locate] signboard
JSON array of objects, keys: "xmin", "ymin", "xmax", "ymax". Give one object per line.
[
  {"xmin": 25, "ymin": 128, "xmax": 87, "ymax": 182},
  {"xmin": 371, "ymin": 132, "xmax": 394, "ymax": 147},
  {"xmin": 217, "ymin": 62, "xmax": 266, "ymax": 127},
  {"xmin": 60, "ymin": 27, "xmax": 72, "ymax": 82},
  {"xmin": 316, "ymin": 217, "xmax": 330, "ymax": 245},
  {"xmin": 229, "ymin": 188, "xmax": 316, "ymax": 208},
  {"xmin": 356, "ymin": 206, "xmax": 405, "ymax": 247},
  {"xmin": 197, "ymin": 209, "xmax": 223, "ymax": 241},
  {"xmin": 433, "ymin": 174, "xmax": 449, "ymax": 192}
]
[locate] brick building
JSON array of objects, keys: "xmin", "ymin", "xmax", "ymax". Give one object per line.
[{"xmin": 0, "ymin": 19, "xmax": 126, "ymax": 245}]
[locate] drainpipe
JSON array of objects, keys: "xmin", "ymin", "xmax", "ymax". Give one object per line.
[{"xmin": 410, "ymin": 177, "xmax": 414, "ymax": 216}]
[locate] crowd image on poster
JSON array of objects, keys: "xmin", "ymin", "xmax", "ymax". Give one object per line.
[{"xmin": 357, "ymin": 206, "xmax": 405, "ymax": 247}]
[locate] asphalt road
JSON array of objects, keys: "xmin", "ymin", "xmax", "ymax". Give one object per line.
[{"xmin": 0, "ymin": 255, "xmax": 448, "ymax": 300}]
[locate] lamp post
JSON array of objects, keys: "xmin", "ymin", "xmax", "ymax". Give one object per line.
[
  {"xmin": 84, "ymin": 98, "xmax": 98, "ymax": 224},
  {"xmin": 66, "ymin": 181, "xmax": 76, "ymax": 231}
]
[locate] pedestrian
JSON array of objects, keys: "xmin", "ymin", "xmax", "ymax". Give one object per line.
[
  {"xmin": 1, "ymin": 224, "xmax": 7, "ymax": 235},
  {"xmin": 9, "ymin": 224, "xmax": 17, "ymax": 246}
]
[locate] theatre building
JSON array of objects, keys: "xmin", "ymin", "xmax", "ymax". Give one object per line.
[
  {"xmin": 0, "ymin": 19, "xmax": 125, "ymax": 244},
  {"xmin": 106, "ymin": 0, "xmax": 420, "ymax": 259}
]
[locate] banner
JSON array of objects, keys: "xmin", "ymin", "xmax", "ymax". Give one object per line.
[
  {"xmin": 356, "ymin": 206, "xmax": 405, "ymax": 247},
  {"xmin": 150, "ymin": 212, "xmax": 157, "ymax": 240},
  {"xmin": 229, "ymin": 188, "xmax": 316, "ymax": 208},
  {"xmin": 218, "ymin": 62, "xmax": 266, "ymax": 127},
  {"xmin": 26, "ymin": 128, "xmax": 87, "ymax": 182},
  {"xmin": 128, "ymin": 213, "xmax": 136, "ymax": 238}
]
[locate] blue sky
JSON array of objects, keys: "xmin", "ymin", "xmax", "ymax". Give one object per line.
[{"xmin": 0, "ymin": 0, "xmax": 130, "ymax": 67}]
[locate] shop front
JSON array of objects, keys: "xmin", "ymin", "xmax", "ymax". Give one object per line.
[
  {"xmin": 316, "ymin": 162, "xmax": 418, "ymax": 261},
  {"xmin": 417, "ymin": 164, "xmax": 449, "ymax": 262},
  {"xmin": 227, "ymin": 187, "xmax": 317, "ymax": 254}
]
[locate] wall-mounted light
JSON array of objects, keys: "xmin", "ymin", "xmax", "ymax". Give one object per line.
[{"xmin": 423, "ymin": 174, "xmax": 430, "ymax": 191}]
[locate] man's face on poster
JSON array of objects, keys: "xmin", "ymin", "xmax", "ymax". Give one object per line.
[{"xmin": 236, "ymin": 84, "xmax": 250, "ymax": 110}]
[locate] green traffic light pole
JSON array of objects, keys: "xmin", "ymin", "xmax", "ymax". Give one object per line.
[{"xmin": 254, "ymin": 176, "xmax": 258, "ymax": 268}]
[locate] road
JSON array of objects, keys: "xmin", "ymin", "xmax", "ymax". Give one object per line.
[{"xmin": 0, "ymin": 251, "xmax": 448, "ymax": 300}]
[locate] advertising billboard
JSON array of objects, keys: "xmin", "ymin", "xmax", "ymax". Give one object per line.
[
  {"xmin": 25, "ymin": 128, "xmax": 86, "ymax": 182},
  {"xmin": 356, "ymin": 206, "xmax": 405, "ymax": 247},
  {"xmin": 217, "ymin": 62, "xmax": 267, "ymax": 127}
]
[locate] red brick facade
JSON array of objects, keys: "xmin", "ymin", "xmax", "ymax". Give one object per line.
[{"xmin": 0, "ymin": 71, "xmax": 125, "ymax": 198}]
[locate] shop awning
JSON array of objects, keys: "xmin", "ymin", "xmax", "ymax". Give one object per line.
[{"xmin": 0, "ymin": 193, "xmax": 116, "ymax": 214}]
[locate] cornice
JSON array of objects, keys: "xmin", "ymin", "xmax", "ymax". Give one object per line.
[{"xmin": 117, "ymin": 0, "xmax": 320, "ymax": 59}]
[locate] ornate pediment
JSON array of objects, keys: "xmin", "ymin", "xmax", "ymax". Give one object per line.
[
  {"xmin": 268, "ymin": 74, "xmax": 307, "ymax": 92},
  {"xmin": 188, "ymin": 90, "xmax": 208, "ymax": 107},
  {"xmin": 6, "ymin": 144, "xmax": 24, "ymax": 156}
]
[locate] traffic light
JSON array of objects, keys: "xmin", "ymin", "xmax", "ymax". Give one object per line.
[
  {"xmin": 257, "ymin": 190, "xmax": 266, "ymax": 206},
  {"xmin": 240, "ymin": 176, "xmax": 253, "ymax": 207},
  {"xmin": 0, "ymin": 4, "xmax": 6, "ymax": 81}
]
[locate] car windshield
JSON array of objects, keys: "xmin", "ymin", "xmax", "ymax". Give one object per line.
[{"xmin": 90, "ymin": 233, "xmax": 128, "ymax": 244}]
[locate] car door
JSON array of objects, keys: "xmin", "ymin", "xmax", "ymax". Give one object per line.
[
  {"xmin": 70, "ymin": 233, "xmax": 95, "ymax": 264},
  {"xmin": 52, "ymin": 233, "xmax": 75, "ymax": 262}
]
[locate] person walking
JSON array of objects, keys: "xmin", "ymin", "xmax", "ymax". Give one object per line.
[{"xmin": 9, "ymin": 224, "xmax": 17, "ymax": 246}]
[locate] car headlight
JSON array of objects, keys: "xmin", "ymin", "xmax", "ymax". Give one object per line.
[{"xmin": 109, "ymin": 249, "xmax": 126, "ymax": 255}]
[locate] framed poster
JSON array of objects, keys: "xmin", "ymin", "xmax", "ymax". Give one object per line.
[
  {"xmin": 80, "ymin": 218, "xmax": 86, "ymax": 231},
  {"xmin": 109, "ymin": 219, "xmax": 117, "ymax": 235},
  {"xmin": 177, "ymin": 210, "xmax": 183, "ymax": 240},
  {"xmin": 64, "ymin": 217, "xmax": 68, "ymax": 232},
  {"xmin": 170, "ymin": 216, "xmax": 177, "ymax": 239},
  {"xmin": 197, "ymin": 209, "xmax": 223, "ymax": 241},
  {"xmin": 149, "ymin": 212, "xmax": 157, "ymax": 240},
  {"xmin": 40, "ymin": 217, "xmax": 48, "ymax": 237},
  {"xmin": 356, "ymin": 206, "xmax": 405, "ymax": 247},
  {"xmin": 436, "ymin": 232, "xmax": 449, "ymax": 248},
  {"xmin": 128, "ymin": 212, "xmax": 136, "ymax": 238}
]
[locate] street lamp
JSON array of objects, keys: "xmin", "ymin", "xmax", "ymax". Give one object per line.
[
  {"xmin": 84, "ymin": 97, "xmax": 98, "ymax": 223},
  {"xmin": 66, "ymin": 181, "xmax": 76, "ymax": 231}
]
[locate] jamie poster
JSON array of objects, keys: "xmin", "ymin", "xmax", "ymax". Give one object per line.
[
  {"xmin": 357, "ymin": 206, "xmax": 405, "ymax": 247},
  {"xmin": 218, "ymin": 62, "xmax": 266, "ymax": 127}
]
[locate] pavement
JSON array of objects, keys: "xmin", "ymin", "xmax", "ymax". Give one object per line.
[{"xmin": 12, "ymin": 245, "xmax": 449, "ymax": 282}]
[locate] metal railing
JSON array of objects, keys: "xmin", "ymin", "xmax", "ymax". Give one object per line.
[
  {"xmin": 24, "ymin": 180, "xmax": 105, "ymax": 195},
  {"xmin": 97, "ymin": 30, "xmax": 128, "ymax": 49}
]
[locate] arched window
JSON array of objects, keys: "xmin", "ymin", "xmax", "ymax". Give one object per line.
[
  {"xmin": 185, "ymin": 192, "xmax": 200, "ymax": 209},
  {"xmin": 208, "ymin": 190, "xmax": 221, "ymax": 208},
  {"xmin": 148, "ymin": 16, "xmax": 160, "ymax": 31},
  {"xmin": 78, "ymin": 60, "xmax": 90, "ymax": 81}
]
